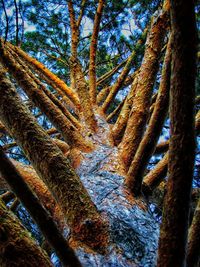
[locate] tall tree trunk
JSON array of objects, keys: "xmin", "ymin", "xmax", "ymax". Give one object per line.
[
  {"xmin": 0, "ymin": 64, "xmax": 109, "ymax": 251},
  {"xmin": 119, "ymin": 1, "xmax": 169, "ymax": 170},
  {"xmin": 0, "ymin": 199, "xmax": 53, "ymax": 267},
  {"xmin": 126, "ymin": 38, "xmax": 171, "ymax": 196},
  {"xmin": 157, "ymin": 0, "xmax": 197, "ymax": 266},
  {"xmin": 89, "ymin": 0, "xmax": 105, "ymax": 103},
  {"xmin": 71, "ymin": 58, "xmax": 97, "ymax": 132}
]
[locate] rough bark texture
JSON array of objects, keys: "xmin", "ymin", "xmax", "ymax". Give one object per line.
[
  {"xmin": 0, "ymin": 159, "xmax": 64, "ymax": 230},
  {"xmin": 0, "ymin": 147, "xmax": 82, "ymax": 267},
  {"xmin": 186, "ymin": 197, "xmax": 200, "ymax": 267},
  {"xmin": 119, "ymin": 3, "xmax": 169, "ymax": 170},
  {"xmin": 157, "ymin": 0, "xmax": 197, "ymax": 266},
  {"xmin": 0, "ymin": 64, "xmax": 109, "ymax": 251},
  {"xmin": 0, "ymin": 44, "xmax": 92, "ymax": 152},
  {"xmin": 71, "ymin": 58, "xmax": 97, "ymax": 132},
  {"xmin": 142, "ymin": 152, "xmax": 168, "ymax": 195},
  {"xmin": 0, "ymin": 199, "xmax": 53, "ymax": 267},
  {"xmin": 126, "ymin": 40, "xmax": 171, "ymax": 196},
  {"xmin": 8, "ymin": 45, "xmax": 81, "ymax": 130}
]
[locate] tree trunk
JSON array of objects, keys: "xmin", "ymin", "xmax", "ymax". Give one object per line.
[
  {"xmin": 8, "ymin": 43, "xmax": 80, "ymax": 108},
  {"xmin": 0, "ymin": 159, "xmax": 64, "ymax": 230},
  {"xmin": 119, "ymin": 2, "xmax": 169, "ymax": 170},
  {"xmin": 89, "ymin": 0, "xmax": 105, "ymax": 103},
  {"xmin": 0, "ymin": 45, "xmax": 92, "ymax": 152},
  {"xmin": 186, "ymin": 197, "xmax": 200, "ymax": 267},
  {"xmin": 0, "ymin": 146, "xmax": 82, "ymax": 267},
  {"xmin": 157, "ymin": 0, "xmax": 197, "ymax": 265},
  {"xmin": 0, "ymin": 199, "xmax": 53, "ymax": 267},
  {"xmin": 0, "ymin": 63, "xmax": 109, "ymax": 251},
  {"xmin": 112, "ymin": 71, "xmax": 139, "ymax": 144},
  {"xmin": 126, "ymin": 38, "xmax": 171, "ymax": 196}
]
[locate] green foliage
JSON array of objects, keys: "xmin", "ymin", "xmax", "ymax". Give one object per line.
[{"xmin": 0, "ymin": 0, "xmax": 158, "ymax": 83}]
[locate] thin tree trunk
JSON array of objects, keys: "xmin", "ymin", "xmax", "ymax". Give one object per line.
[
  {"xmin": 142, "ymin": 109, "xmax": 200, "ymax": 196},
  {"xmin": 0, "ymin": 64, "xmax": 109, "ymax": 251},
  {"xmin": 97, "ymin": 59, "xmax": 127, "ymax": 87},
  {"xmin": 106, "ymin": 97, "xmax": 126, "ymax": 122},
  {"xmin": 67, "ymin": 0, "xmax": 80, "ymax": 90},
  {"xmin": 67, "ymin": 0, "xmax": 79, "ymax": 59},
  {"xmin": 186, "ymin": 197, "xmax": 200, "ymax": 267},
  {"xmin": 102, "ymin": 28, "xmax": 147, "ymax": 113},
  {"xmin": 77, "ymin": 0, "xmax": 87, "ymax": 28},
  {"xmin": 89, "ymin": 0, "xmax": 105, "ymax": 103},
  {"xmin": 119, "ymin": 2, "xmax": 169, "ymax": 170},
  {"xmin": 0, "ymin": 199, "xmax": 53, "ymax": 267},
  {"xmin": 126, "ymin": 39, "xmax": 171, "ymax": 196},
  {"xmin": 112, "ymin": 71, "xmax": 139, "ymax": 144},
  {"xmin": 0, "ymin": 159, "xmax": 65, "ymax": 230},
  {"xmin": 97, "ymin": 85, "xmax": 110, "ymax": 104},
  {"xmin": 157, "ymin": 0, "xmax": 197, "ymax": 265},
  {"xmin": 71, "ymin": 58, "xmax": 97, "ymax": 132},
  {"xmin": 8, "ymin": 46, "xmax": 81, "ymax": 129},
  {"xmin": 142, "ymin": 152, "xmax": 168, "ymax": 195},
  {"xmin": 96, "ymin": 69, "xmax": 137, "ymax": 106},
  {"xmin": 8, "ymin": 42, "xmax": 80, "ymax": 108},
  {"xmin": 0, "ymin": 45, "xmax": 92, "ymax": 152}
]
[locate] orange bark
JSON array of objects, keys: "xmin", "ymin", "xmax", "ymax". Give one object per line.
[
  {"xmin": 142, "ymin": 152, "xmax": 168, "ymax": 195},
  {"xmin": 89, "ymin": 0, "xmax": 105, "ymax": 103},
  {"xmin": 71, "ymin": 58, "xmax": 97, "ymax": 132},
  {"xmin": 119, "ymin": 3, "xmax": 169, "ymax": 170},
  {"xmin": 0, "ymin": 63, "xmax": 108, "ymax": 251},
  {"xmin": 126, "ymin": 40, "xmax": 171, "ymax": 196},
  {"xmin": 8, "ymin": 42, "xmax": 80, "ymax": 108},
  {"xmin": 0, "ymin": 45, "xmax": 92, "ymax": 152},
  {"xmin": 0, "ymin": 159, "xmax": 64, "ymax": 229}
]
